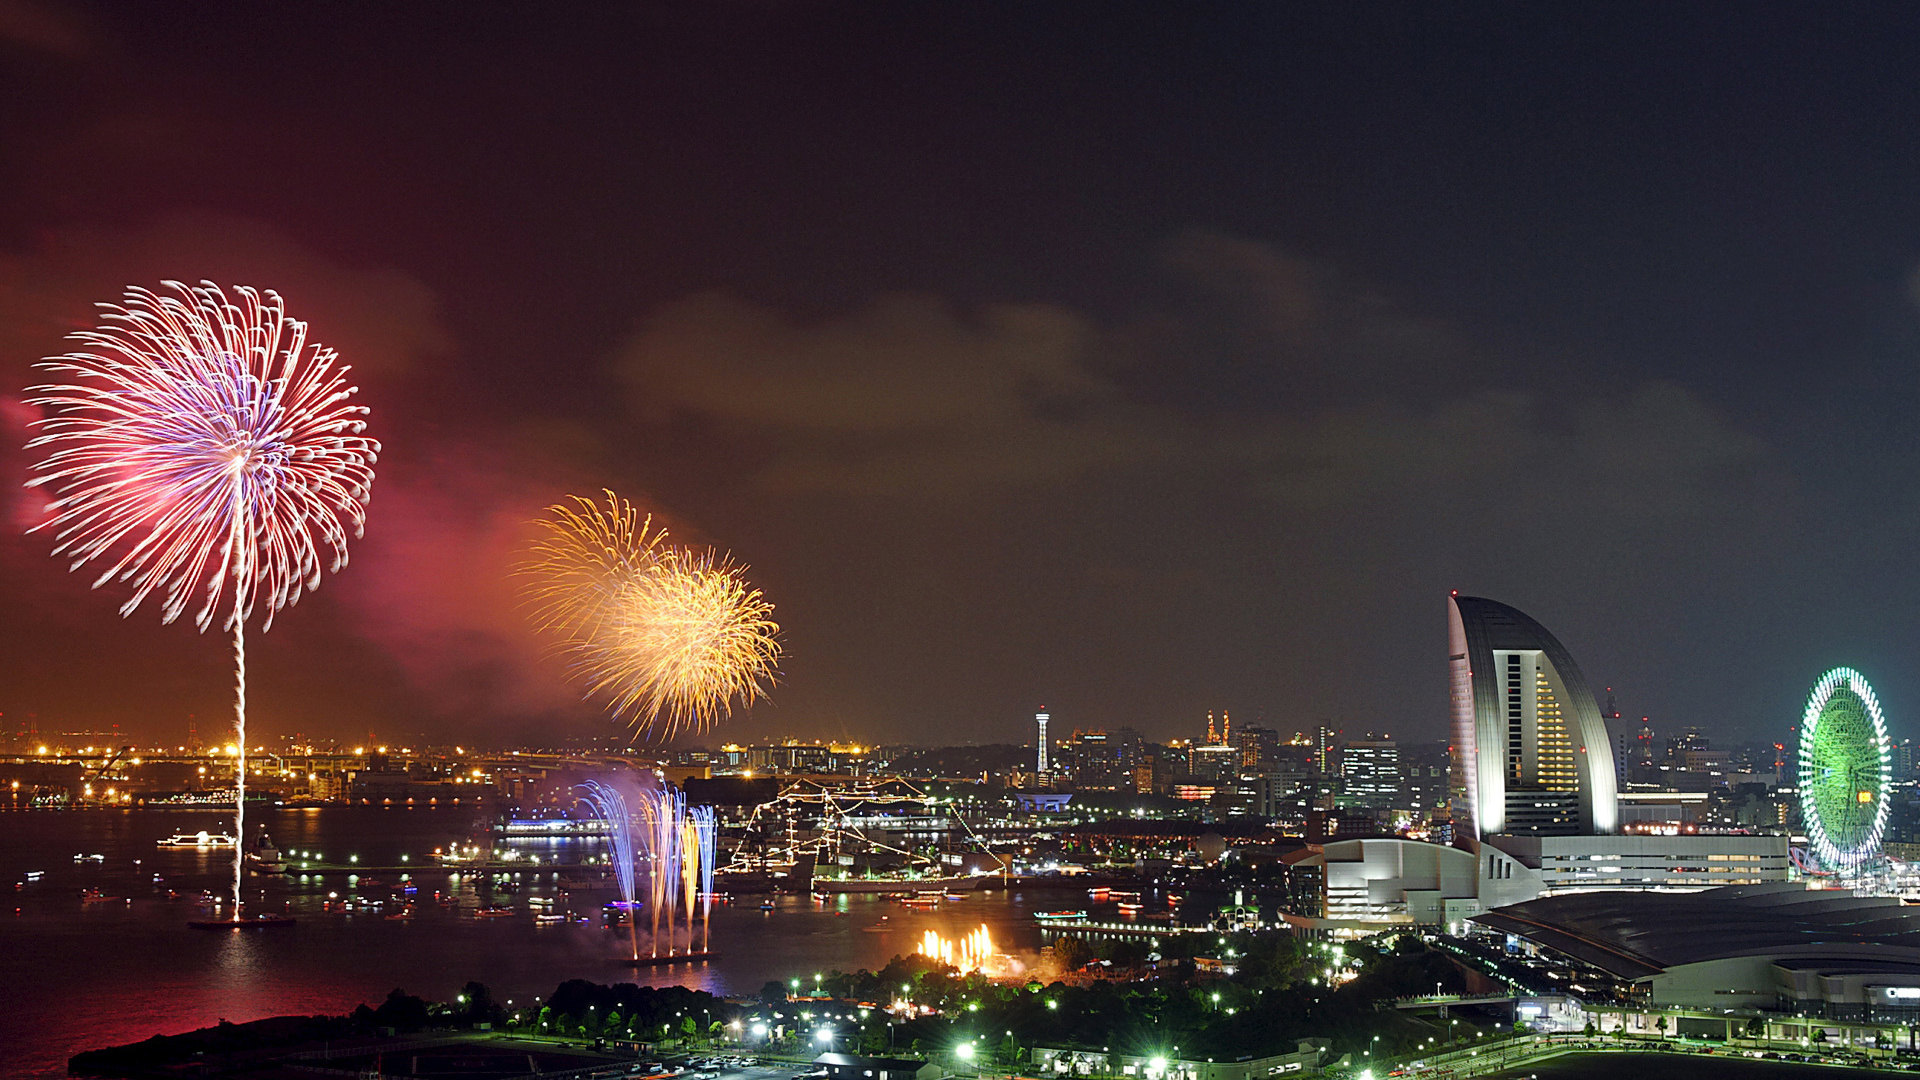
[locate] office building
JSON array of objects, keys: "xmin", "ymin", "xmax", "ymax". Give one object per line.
[{"xmin": 1339, "ymin": 739, "xmax": 1401, "ymax": 809}]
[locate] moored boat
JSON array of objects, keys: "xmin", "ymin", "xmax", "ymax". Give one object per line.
[{"xmin": 245, "ymin": 832, "xmax": 286, "ymax": 873}]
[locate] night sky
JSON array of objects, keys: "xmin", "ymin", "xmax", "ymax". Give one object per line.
[{"xmin": 4, "ymin": 2, "xmax": 1920, "ymax": 750}]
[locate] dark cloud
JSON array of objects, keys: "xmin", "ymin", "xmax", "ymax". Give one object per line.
[
  {"xmin": 616, "ymin": 291, "xmax": 1175, "ymax": 497},
  {"xmin": 0, "ymin": 0, "xmax": 90, "ymax": 59},
  {"xmin": 0, "ymin": 213, "xmax": 449, "ymax": 386}
]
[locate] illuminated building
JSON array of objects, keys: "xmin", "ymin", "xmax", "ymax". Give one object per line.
[
  {"xmin": 1481, "ymin": 833, "xmax": 1789, "ymax": 898},
  {"xmin": 1338, "ymin": 739, "xmax": 1400, "ymax": 809},
  {"xmin": 1447, "ymin": 594, "xmax": 1617, "ymax": 837}
]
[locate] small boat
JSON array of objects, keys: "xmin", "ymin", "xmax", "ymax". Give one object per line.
[
  {"xmin": 759, "ymin": 900, "xmax": 775, "ymax": 911},
  {"xmin": 245, "ymin": 832, "xmax": 286, "ymax": 874},
  {"xmin": 158, "ymin": 831, "xmax": 237, "ymax": 848},
  {"xmin": 1037, "ymin": 910, "xmax": 1088, "ymax": 920},
  {"xmin": 386, "ymin": 906, "xmax": 415, "ymax": 921},
  {"xmin": 80, "ymin": 888, "xmax": 121, "ymax": 903},
  {"xmin": 189, "ymin": 913, "xmax": 295, "ymax": 930},
  {"xmin": 473, "ymin": 906, "xmax": 515, "ymax": 919},
  {"xmin": 534, "ymin": 912, "xmax": 568, "ymax": 924},
  {"xmin": 73, "ymin": 853, "xmax": 105, "ymax": 863},
  {"xmin": 24, "ymin": 871, "xmax": 43, "ymax": 881},
  {"xmin": 945, "ymin": 892, "xmax": 967, "ymax": 900},
  {"xmin": 1118, "ymin": 901, "xmax": 1144, "ymax": 914}
]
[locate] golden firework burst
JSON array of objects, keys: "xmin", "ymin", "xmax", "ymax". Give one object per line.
[{"xmin": 523, "ymin": 491, "xmax": 780, "ymax": 739}]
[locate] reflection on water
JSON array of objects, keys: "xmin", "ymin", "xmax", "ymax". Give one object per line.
[
  {"xmin": 0, "ymin": 808, "xmax": 1080, "ymax": 1080},
  {"xmin": 213, "ymin": 923, "xmax": 264, "ymax": 982}
]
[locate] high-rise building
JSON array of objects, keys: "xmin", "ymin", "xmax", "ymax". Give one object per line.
[
  {"xmin": 1340, "ymin": 740, "xmax": 1401, "ymax": 809},
  {"xmin": 1035, "ymin": 708, "xmax": 1050, "ymax": 773},
  {"xmin": 1400, "ymin": 742, "xmax": 1452, "ymax": 820},
  {"xmin": 1448, "ymin": 594, "xmax": 1618, "ymax": 837},
  {"xmin": 1239, "ymin": 725, "xmax": 1281, "ymax": 769},
  {"xmin": 1313, "ymin": 723, "xmax": 1339, "ymax": 775}
]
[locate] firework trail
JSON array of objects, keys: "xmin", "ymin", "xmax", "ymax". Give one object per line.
[
  {"xmin": 680, "ymin": 814, "xmax": 699, "ymax": 954},
  {"xmin": 25, "ymin": 282, "xmax": 378, "ymax": 919},
  {"xmin": 578, "ymin": 780, "xmax": 641, "ymax": 960},
  {"xmin": 693, "ymin": 805, "xmax": 717, "ymax": 952},
  {"xmin": 523, "ymin": 491, "xmax": 780, "ymax": 740},
  {"xmin": 643, "ymin": 786, "xmax": 684, "ymax": 958}
]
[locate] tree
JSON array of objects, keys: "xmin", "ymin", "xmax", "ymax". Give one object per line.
[
  {"xmin": 372, "ymin": 989, "xmax": 430, "ymax": 1033},
  {"xmin": 458, "ymin": 982, "xmax": 505, "ymax": 1027},
  {"xmin": 1053, "ymin": 937, "xmax": 1091, "ymax": 971},
  {"xmin": 762, "ymin": 981, "xmax": 789, "ymax": 1006}
]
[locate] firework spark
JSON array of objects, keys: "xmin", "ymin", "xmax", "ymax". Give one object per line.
[
  {"xmin": 523, "ymin": 491, "xmax": 780, "ymax": 740},
  {"xmin": 24, "ymin": 281, "xmax": 378, "ymax": 919},
  {"xmin": 523, "ymin": 490, "xmax": 667, "ymax": 641}
]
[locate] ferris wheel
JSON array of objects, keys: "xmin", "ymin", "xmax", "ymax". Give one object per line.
[{"xmin": 1798, "ymin": 667, "xmax": 1892, "ymax": 872}]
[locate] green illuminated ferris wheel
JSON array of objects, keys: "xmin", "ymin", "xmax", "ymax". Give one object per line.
[{"xmin": 1798, "ymin": 667, "xmax": 1892, "ymax": 872}]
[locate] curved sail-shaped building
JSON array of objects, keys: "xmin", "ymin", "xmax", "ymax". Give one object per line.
[{"xmin": 1449, "ymin": 594, "xmax": 1617, "ymax": 837}]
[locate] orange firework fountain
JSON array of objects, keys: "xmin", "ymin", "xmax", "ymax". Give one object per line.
[{"xmin": 919, "ymin": 924, "xmax": 995, "ymax": 972}]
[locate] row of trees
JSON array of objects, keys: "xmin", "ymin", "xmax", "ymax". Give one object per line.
[{"xmin": 742, "ymin": 933, "xmax": 1479, "ymax": 1063}]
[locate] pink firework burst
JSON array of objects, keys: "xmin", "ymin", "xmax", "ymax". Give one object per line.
[{"xmin": 25, "ymin": 281, "xmax": 379, "ymax": 631}]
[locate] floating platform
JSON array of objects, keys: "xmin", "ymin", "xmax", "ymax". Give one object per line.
[
  {"xmin": 188, "ymin": 915, "xmax": 296, "ymax": 930},
  {"xmin": 623, "ymin": 951, "xmax": 718, "ymax": 966}
]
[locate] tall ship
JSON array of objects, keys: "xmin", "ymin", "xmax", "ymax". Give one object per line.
[{"xmin": 718, "ymin": 778, "xmax": 1005, "ymax": 894}]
